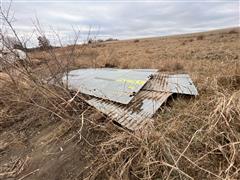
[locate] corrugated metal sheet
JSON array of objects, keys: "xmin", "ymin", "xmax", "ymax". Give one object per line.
[
  {"xmin": 62, "ymin": 68, "xmax": 158, "ymax": 104},
  {"xmin": 62, "ymin": 68, "xmax": 198, "ymax": 130},
  {"xmin": 87, "ymin": 91, "xmax": 172, "ymax": 130},
  {"xmin": 143, "ymin": 73, "xmax": 198, "ymax": 95}
]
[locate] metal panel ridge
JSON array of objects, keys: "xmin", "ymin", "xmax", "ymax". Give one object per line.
[
  {"xmin": 86, "ymin": 91, "xmax": 172, "ymax": 130},
  {"xmin": 62, "ymin": 68, "xmax": 158, "ymax": 104},
  {"xmin": 143, "ymin": 73, "xmax": 198, "ymax": 95}
]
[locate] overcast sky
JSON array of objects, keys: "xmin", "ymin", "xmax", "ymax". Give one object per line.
[{"xmin": 1, "ymin": 0, "xmax": 239, "ymax": 47}]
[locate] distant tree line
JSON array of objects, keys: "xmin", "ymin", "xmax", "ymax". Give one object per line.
[{"xmin": 1, "ymin": 34, "xmax": 52, "ymax": 51}]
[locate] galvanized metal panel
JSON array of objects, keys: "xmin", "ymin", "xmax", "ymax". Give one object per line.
[
  {"xmin": 143, "ymin": 73, "xmax": 198, "ymax": 95},
  {"xmin": 62, "ymin": 69, "xmax": 198, "ymax": 130},
  {"xmin": 86, "ymin": 91, "xmax": 172, "ymax": 130},
  {"xmin": 62, "ymin": 68, "xmax": 158, "ymax": 104}
]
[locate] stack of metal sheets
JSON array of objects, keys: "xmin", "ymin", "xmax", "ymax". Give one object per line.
[{"xmin": 62, "ymin": 68, "xmax": 198, "ymax": 130}]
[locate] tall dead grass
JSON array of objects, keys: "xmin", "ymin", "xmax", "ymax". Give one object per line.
[
  {"xmin": 1, "ymin": 42, "xmax": 239, "ymax": 180},
  {"xmin": 1, "ymin": 5, "xmax": 240, "ymax": 178},
  {"xmin": 82, "ymin": 87, "xmax": 239, "ymax": 179},
  {"xmin": 1, "ymin": 36, "xmax": 240, "ymax": 179}
]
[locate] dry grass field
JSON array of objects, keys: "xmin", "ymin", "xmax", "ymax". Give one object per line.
[{"xmin": 0, "ymin": 27, "xmax": 240, "ymax": 179}]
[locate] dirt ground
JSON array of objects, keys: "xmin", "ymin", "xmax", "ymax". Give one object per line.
[{"xmin": 0, "ymin": 27, "xmax": 240, "ymax": 179}]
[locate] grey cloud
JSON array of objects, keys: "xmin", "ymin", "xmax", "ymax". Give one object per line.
[{"xmin": 1, "ymin": 1, "xmax": 239, "ymax": 47}]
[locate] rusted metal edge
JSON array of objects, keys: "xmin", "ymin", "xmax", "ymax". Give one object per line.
[
  {"xmin": 143, "ymin": 73, "xmax": 198, "ymax": 95},
  {"xmin": 86, "ymin": 91, "xmax": 172, "ymax": 130}
]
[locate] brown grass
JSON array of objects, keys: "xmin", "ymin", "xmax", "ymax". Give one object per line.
[{"xmin": 0, "ymin": 27, "xmax": 240, "ymax": 179}]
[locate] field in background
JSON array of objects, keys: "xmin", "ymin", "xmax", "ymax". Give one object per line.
[{"xmin": 0, "ymin": 27, "xmax": 240, "ymax": 179}]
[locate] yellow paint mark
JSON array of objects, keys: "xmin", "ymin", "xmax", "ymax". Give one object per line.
[
  {"xmin": 116, "ymin": 78, "xmax": 145, "ymax": 85},
  {"xmin": 128, "ymin": 85, "xmax": 135, "ymax": 89}
]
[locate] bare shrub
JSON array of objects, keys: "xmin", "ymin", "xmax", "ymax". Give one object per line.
[
  {"xmin": 97, "ymin": 39, "xmax": 104, "ymax": 43},
  {"xmin": 37, "ymin": 36, "xmax": 51, "ymax": 50},
  {"xmin": 1, "ymin": 36, "xmax": 25, "ymax": 50},
  {"xmin": 134, "ymin": 39, "xmax": 140, "ymax": 43},
  {"xmin": 196, "ymin": 35, "xmax": 204, "ymax": 40},
  {"xmin": 188, "ymin": 38, "xmax": 194, "ymax": 42},
  {"xmin": 103, "ymin": 63, "xmax": 117, "ymax": 68},
  {"xmin": 217, "ymin": 75, "xmax": 240, "ymax": 89},
  {"xmin": 88, "ymin": 38, "xmax": 93, "ymax": 44},
  {"xmin": 105, "ymin": 38, "xmax": 118, "ymax": 42},
  {"xmin": 161, "ymin": 62, "xmax": 184, "ymax": 72},
  {"xmin": 220, "ymin": 34, "xmax": 224, "ymax": 38},
  {"xmin": 228, "ymin": 29, "xmax": 238, "ymax": 34},
  {"xmin": 102, "ymin": 48, "xmax": 119, "ymax": 68}
]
